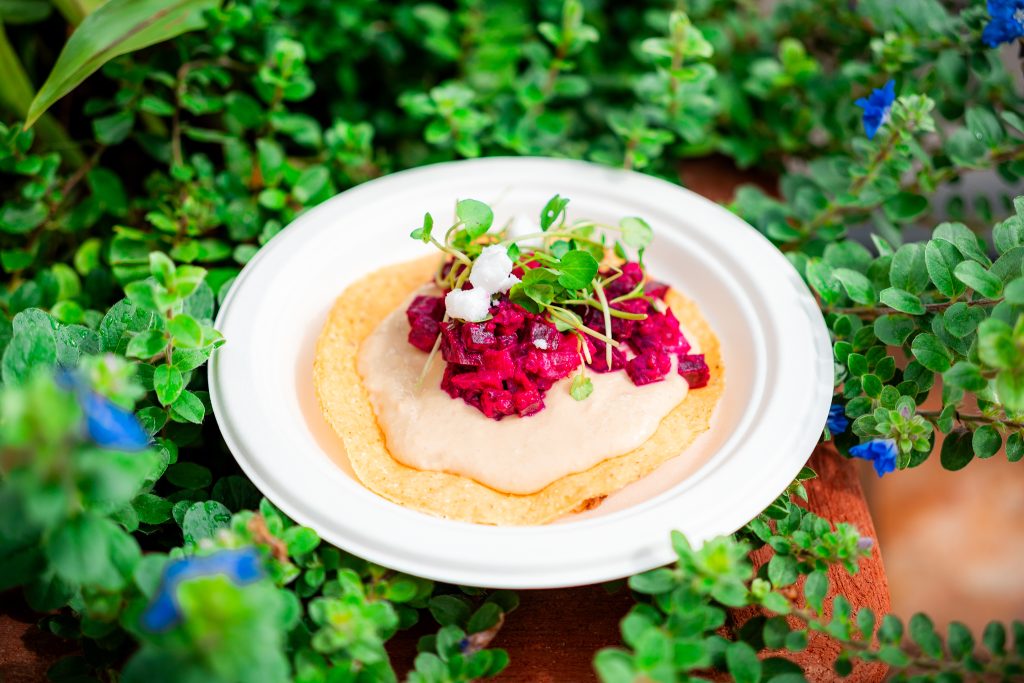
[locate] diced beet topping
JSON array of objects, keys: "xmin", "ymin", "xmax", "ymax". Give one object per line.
[
  {"xmin": 403, "ymin": 260, "xmax": 711, "ymax": 420},
  {"xmin": 677, "ymin": 354, "xmax": 710, "ymax": 389},
  {"xmin": 626, "ymin": 349, "xmax": 673, "ymax": 386},
  {"xmin": 422, "ymin": 296, "xmax": 581, "ymax": 420},
  {"xmin": 406, "ymin": 295, "xmax": 445, "ymax": 352}
]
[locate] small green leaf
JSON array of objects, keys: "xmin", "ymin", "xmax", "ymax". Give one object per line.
[
  {"xmin": 1005, "ymin": 278, "xmax": 1024, "ymax": 305},
  {"xmin": 925, "ymin": 239, "xmax": 964, "ymax": 298},
  {"xmin": 165, "ymin": 462, "xmax": 211, "ymax": 489},
  {"xmin": 879, "ymin": 288, "xmax": 925, "ymax": 315},
  {"xmin": 557, "ymin": 250, "xmax": 599, "ymax": 289},
  {"xmin": 943, "ymin": 362, "xmax": 987, "ymax": 392},
  {"xmin": 909, "ymin": 613, "xmax": 943, "ymax": 659},
  {"xmin": 153, "ymin": 364, "xmax": 184, "ymax": 406},
  {"xmin": 539, "ymin": 194, "xmax": 569, "ymax": 231},
  {"xmin": 126, "ymin": 330, "xmax": 167, "ymax": 359},
  {"xmin": 934, "ymin": 222, "xmax": 990, "ymax": 266},
  {"xmin": 910, "ymin": 333, "xmax": 951, "ymax": 373},
  {"xmin": 1007, "ymin": 432, "xmax": 1024, "ymax": 462},
  {"xmin": 978, "ymin": 319, "xmax": 1016, "ymax": 369},
  {"xmin": 972, "ymin": 425, "xmax": 1001, "ymax": 459},
  {"xmin": 149, "ymin": 252, "xmax": 175, "ymax": 287},
  {"xmin": 953, "ymin": 261, "xmax": 1002, "ymax": 298},
  {"xmin": 884, "ymin": 193, "xmax": 928, "ymax": 223},
  {"xmin": 619, "ymin": 216, "xmax": 653, "ymax": 250},
  {"xmin": 456, "ymin": 199, "xmax": 494, "ymax": 239},
  {"xmin": 996, "ymin": 368, "xmax": 1024, "ymax": 413},
  {"xmin": 943, "ymin": 302, "xmax": 986, "ymax": 338},
  {"xmin": 429, "ymin": 595, "xmax": 471, "ymax": 627},
  {"xmin": 889, "ymin": 243, "xmax": 930, "ymax": 294},
  {"xmin": 170, "ymin": 390, "xmax": 204, "ymax": 424},
  {"xmin": 282, "ymin": 526, "xmax": 320, "ymax": 556},
  {"xmin": 180, "ymin": 501, "xmax": 231, "ymax": 544},
  {"xmin": 947, "ymin": 621, "xmax": 975, "ymax": 660},
  {"xmin": 570, "ymin": 373, "xmax": 593, "ymax": 401},
  {"xmin": 940, "ymin": 429, "xmax": 974, "ymax": 471},
  {"xmin": 725, "ymin": 642, "xmax": 761, "ymax": 683},
  {"xmin": 803, "ymin": 571, "xmax": 828, "ymax": 613},
  {"xmin": 872, "ymin": 315, "xmax": 915, "ymax": 346},
  {"xmin": 983, "ymin": 621, "xmax": 1007, "ymax": 656},
  {"xmin": 628, "ymin": 568, "xmax": 676, "ymax": 594},
  {"xmin": 168, "ymin": 314, "xmax": 203, "ymax": 348},
  {"xmin": 806, "ymin": 261, "xmax": 841, "ymax": 305},
  {"xmin": 410, "ymin": 213, "xmax": 434, "ymax": 243},
  {"xmin": 832, "ymin": 268, "xmax": 875, "ymax": 304},
  {"xmin": 93, "ymin": 110, "xmax": 135, "ymax": 145}
]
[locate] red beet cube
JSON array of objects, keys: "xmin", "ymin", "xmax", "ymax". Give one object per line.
[
  {"xmin": 626, "ymin": 349, "xmax": 672, "ymax": 386},
  {"xmin": 513, "ymin": 387, "xmax": 544, "ymax": 416},
  {"xmin": 406, "ymin": 295, "xmax": 444, "ymax": 323},
  {"xmin": 440, "ymin": 323, "xmax": 483, "ymax": 366},
  {"xmin": 645, "ymin": 280, "xmax": 669, "ymax": 300},
  {"xmin": 480, "ymin": 388, "xmax": 515, "ymax": 419},
  {"xmin": 451, "ymin": 370, "xmax": 504, "ymax": 392},
  {"xmin": 677, "ymin": 353, "xmax": 709, "ymax": 388},
  {"xmin": 524, "ymin": 347, "xmax": 580, "ymax": 380},
  {"xmin": 407, "ymin": 315, "xmax": 440, "ymax": 352},
  {"xmin": 482, "ymin": 348, "xmax": 516, "ymax": 379},
  {"xmin": 492, "ymin": 300, "xmax": 526, "ymax": 333},
  {"xmin": 462, "ymin": 322, "xmax": 496, "ymax": 350},
  {"xmin": 527, "ymin": 320, "xmax": 561, "ymax": 351}
]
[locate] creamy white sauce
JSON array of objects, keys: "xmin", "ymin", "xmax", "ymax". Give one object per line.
[{"xmin": 358, "ymin": 289, "xmax": 697, "ymax": 495}]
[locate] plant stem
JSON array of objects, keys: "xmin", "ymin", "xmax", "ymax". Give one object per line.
[
  {"xmin": 830, "ymin": 297, "xmax": 1002, "ymax": 321},
  {"xmin": 0, "ymin": 21, "xmax": 84, "ymax": 166},
  {"xmin": 917, "ymin": 409, "xmax": 1024, "ymax": 432}
]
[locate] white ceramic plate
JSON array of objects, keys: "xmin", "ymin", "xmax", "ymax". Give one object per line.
[{"xmin": 209, "ymin": 157, "xmax": 832, "ymax": 589}]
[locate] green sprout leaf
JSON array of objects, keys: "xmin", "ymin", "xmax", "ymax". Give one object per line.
[
  {"xmin": 411, "ymin": 212, "xmax": 434, "ymax": 243},
  {"xmin": 456, "ymin": 199, "xmax": 494, "ymax": 239},
  {"xmin": 570, "ymin": 373, "xmax": 593, "ymax": 401},
  {"xmin": 619, "ymin": 216, "xmax": 653, "ymax": 250},
  {"xmin": 540, "ymin": 194, "xmax": 569, "ymax": 231},
  {"xmin": 556, "ymin": 249, "xmax": 599, "ymax": 290}
]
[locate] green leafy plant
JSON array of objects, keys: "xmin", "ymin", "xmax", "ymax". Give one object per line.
[{"xmin": 2, "ymin": 0, "xmax": 1024, "ymax": 681}]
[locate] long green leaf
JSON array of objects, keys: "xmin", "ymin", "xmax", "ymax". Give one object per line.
[{"xmin": 25, "ymin": 0, "xmax": 221, "ymax": 128}]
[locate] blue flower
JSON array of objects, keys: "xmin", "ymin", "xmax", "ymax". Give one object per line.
[
  {"xmin": 142, "ymin": 548, "xmax": 264, "ymax": 632},
  {"xmin": 826, "ymin": 403, "xmax": 849, "ymax": 434},
  {"xmin": 854, "ymin": 80, "xmax": 896, "ymax": 140},
  {"xmin": 849, "ymin": 439, "xmax": 898, "ymax": 477},
  {"xmin": 983, "ymin": 0, "xmax": 1024, "ymax": 47},
  {"xmin": 56, "ymin": 370, "xmax": 150, "ymax": 451}
]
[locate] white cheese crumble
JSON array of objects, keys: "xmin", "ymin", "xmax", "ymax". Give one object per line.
[
  {"xmin": 469, "ymin": 244, "xmax": 516, "ymax": 294},
  {"xmin": 445, "ymin": 287, "xmax": 491, "ymax": 322},
  {"xmin": 533, "ymin": 338, "xmax": 549, "ymax": 350}
]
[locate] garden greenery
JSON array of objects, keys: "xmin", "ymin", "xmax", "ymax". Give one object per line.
[{"xmin": 1, "ymin": 0, "xmax": 1024, "ymax": 681}]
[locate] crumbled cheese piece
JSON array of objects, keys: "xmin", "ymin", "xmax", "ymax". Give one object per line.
[
  {"xmin": 533, "ymin": 338, "xmax": 549, "ymax": 350},
  {"xmin": 445, "ymin": 287, "xmax": 491, "ymax": 322},
  {"xmin": 496, "ymin": 273, "xmax": 520, "ymax": 293},
  {"xmin": 469, "ymin": 244, "xmax": 516, "ymax": 294}
]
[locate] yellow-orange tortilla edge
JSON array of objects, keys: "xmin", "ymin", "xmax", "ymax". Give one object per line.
[{"xmin": 313, "ymin": 256, "xmax": 725, "ymax": 525}]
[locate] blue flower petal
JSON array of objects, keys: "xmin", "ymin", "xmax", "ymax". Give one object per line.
[
  {"xmin": 826, "ymin": 403, "xmax": 849, "ymax": 434},
  {"xmin": 983, "ymin": 0, "xmax": 1024, "ymax": 46},
  {"xmin": 850, "ymin": 439, "xmax": 898, "ymax": 477},
  {"xmin": 140, "ymin": 591, "xmax": 180, "ymax": 632},
  {"xmin": 855, "ymin": 80, "xmax": 896, "ymax": 140},
  {"xmin": 141, "ymin": 549, "xmax": 265, "ymax": 633},
  {"xmin": 80, "ymin": 391, "xmax": 150, "ymax": 451}
]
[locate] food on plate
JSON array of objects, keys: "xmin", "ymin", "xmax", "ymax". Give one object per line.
[{"xmin": 314, "ymin": 195, "xmax": 724, "ymax": 524}]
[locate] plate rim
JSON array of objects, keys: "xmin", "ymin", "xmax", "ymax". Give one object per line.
[{"xmin": 209, "ymin": 156, "xmax": 833, "ymax": 588}]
